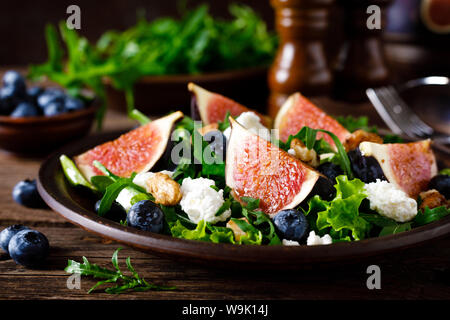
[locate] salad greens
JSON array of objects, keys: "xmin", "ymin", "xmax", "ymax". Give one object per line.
[
  {"xmin": 337, "ymin": 115, "xmax": 404, "ymax": 144},
  {"xmin": 29, "ymin": 4, "xmax": 277, "ymax": 126},
  {"xmin": 304, "ymin": 176, "xmax": 370, "ymax": 241},
  {"xmin": 60, "ymin": 111, "xmax": 449, "ymax": 247},
  {"xmin": 65, "ymin": 248, "xmax": 176, "ymax": 294},
  {"xmin": 277, "ymin": 126, "xmax": 353, "ymax": 179}
]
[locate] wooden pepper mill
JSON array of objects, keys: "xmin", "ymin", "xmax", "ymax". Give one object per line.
[
  {"xmin": 268, "ymin": 0, "xmax": 334, "ymax": 118},
  {"xmin": 332, "ymin": 0, "xmax": 392, "ymax": 102}
]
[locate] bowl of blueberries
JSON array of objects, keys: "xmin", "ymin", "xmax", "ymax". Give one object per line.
[{"xmin": 0, "ymin": 70, "xmax": 99, "ymax": 155}]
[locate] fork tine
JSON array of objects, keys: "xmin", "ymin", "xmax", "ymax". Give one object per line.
[
  {"xmin": 385, "ymin": 86, "xmax": 434, "ymax": 136},
  {"xmin": 375, "ymin": 87, "xmax": 419, "ymax": 138},
  {"xmin": 366, "ymin": 88, "xmax": 403, "ymax": 135}
]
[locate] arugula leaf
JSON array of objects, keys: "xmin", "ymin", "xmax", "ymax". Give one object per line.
[
  {"xmin": 383, "ymin": 134, "xmax": 404, "ymax": 144},
  {"xmin": 217, "ymin": 111, "xmax": 231, "ymax": 132},
  {"xmin": 65, "ymin": 248, "xmax": 175, "ymax": 294},
  {"xmin": 336, "ymin": 115, "xmax": 377, "ymax": 133},
  {"xmin": 129, "ymin": 109, "xmax": 151, "ymax": 125},
  {"xmin": 279, "ymin": 126, "xmax": 353, "ymax": 179},
  {"xmin": 378, "ymin": 223, "xmax": 412, "ymax": 236},
  {"xmin": 439, "ymin": 168, "xmax": 450, "ymax": 176},
  {"xmin": 230, "ymin": 218, "xmax": 263, "ymax": 245},
  {"xmin": 240, "ymin": 197, "xmax": 281, "ymax": 245},
  {"xmin": 414, "ymin": 206, "xmax": 450, "ymax": 226},
  {"xmin": 90, "ymin": 175, "xmax": 115, "ymax": 193}
]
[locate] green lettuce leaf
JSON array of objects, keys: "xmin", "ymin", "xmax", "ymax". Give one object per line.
[{"xmin": 304, "ymin": 175, "xmax": 370, "ymax": 241}]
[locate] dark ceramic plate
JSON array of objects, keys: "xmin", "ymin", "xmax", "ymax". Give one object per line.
[{"xmin": 37, "ymin": 131, "xmax": 450, "ymax": 269}]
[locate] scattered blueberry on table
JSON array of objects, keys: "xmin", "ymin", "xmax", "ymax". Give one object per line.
[
  {"xmin": 127, "ymin": 200, "xmax": 164, "ymax": 233},
  {"xmin": 12, "ymin": 179, "xmax": 46, "ymax": 208},
  {"xmin": 0, "ymin": 70, "xmax": 87, "ymax": 117},
  {"xmin": 0, "ymin": 224, "xmax": 30, "ymax": 253},
  {"xmin": 0, "ymin": 226, "xmax": 49, "ymax": 268},
  {"xmin": 7, "ymin": 229, "xmax": 49, "ymax": 268}
]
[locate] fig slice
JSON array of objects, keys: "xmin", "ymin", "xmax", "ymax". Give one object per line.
[
  {"xmin": 188, "ymin": 82, "xmax": 272, "ymax": 127},
  {"xmin": 225, "ymin": 117, "xmax": 320, "ymax": 217},
  {"xmin": 74, "ymin": 111, "xmax": 183, "ymax": 181},
  {"xmin": 274, "ymin": 93, "xmax": 350, "ymax": 147},
  {"xmin": 359, "ymin": 140, "xmax": 438, "ymax": 198}
]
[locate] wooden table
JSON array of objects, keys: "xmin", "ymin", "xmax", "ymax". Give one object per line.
[{"xmin": 0, "ymin": 104, "xmax": 449, "ymax": 300}]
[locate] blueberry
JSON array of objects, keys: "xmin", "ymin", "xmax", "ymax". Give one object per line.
[
  {"xmin": 43, "ymin": 101, "xmax": 66, "ymax": 116},
  {"xmin": 95, "ymin": 200, "xmax": 126, "ymax": 222},
  {"xmin": 203, "ymin": 130, "xmax": 227, "ymax": 160},
  {"xmin": 2, "ymin": 71, "xmax": 26, "ymax": 96},
  {"xmin": 127, "ymin": 200, "xmax": 164, "ymax": 233},
  {"xmin": 273, "ymin": 209, "xmax": 309, "ymax": 242},
  {"xmin": 37, "ymin": 89, "xmax": 65, "ymax": 110},
  {"xmin": 429, "ymin": 175, "xmax": 450, "ymax": 199},
  {"xmin": 311, "ymin": 176, "xmax": 336, "ymax": 201},
  {"xmin": 10, "ymin": 102, "xmax": 39, "ymax": 118},
  {"xmin": 0, "ymin": 225, "xmax": 30, "ymax": 254},
  {"xmin": 64, "ymin": 96, "xmax": 85, "ymax": 112},
  {"xmin": 8, "ymin": 229, "xmax": 49, "ymax": 267},
  {"xmin": 12, "ymin": 179, "xmax": 46, "ymax": 208},
  {"xmin": 348, "ymin": 148, "xmax": 386, "ymax": 183},
  {"xmin": 0, "ymin": 86, "xmax": 20, "ymax": 114},
  {"xmin": 317, "ymin": 162, "xmax": 343, "ymax": 183},
  {"xmin": 27, "ymin": 87, "xmax": 44, "ymax": 102}
]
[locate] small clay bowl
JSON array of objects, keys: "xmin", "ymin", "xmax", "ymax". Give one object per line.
[{"xmin": 0, "ymin": 101, "xmax": 99, "ymax": 156}]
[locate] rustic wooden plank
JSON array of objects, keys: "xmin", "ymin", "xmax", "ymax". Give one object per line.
[{"xmin": 0, "ymin": 226, "xmax": 449, "ymax": 300}]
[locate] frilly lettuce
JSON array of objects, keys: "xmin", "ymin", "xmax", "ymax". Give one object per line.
[{"xmin": 304, "ymin": 175, "xmax": 371, "ymax": 241}]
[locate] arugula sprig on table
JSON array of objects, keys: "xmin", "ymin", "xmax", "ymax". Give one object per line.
[{"xmin": 65, "ymin": 248, "xmax": 176, "ymax": 294}]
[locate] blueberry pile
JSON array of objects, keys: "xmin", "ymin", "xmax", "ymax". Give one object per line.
[
  {"xmin": 0, "ymin": 70, "xmax": 86, "ymax": 117},
  {"xmin": 0, "ymin": 225, "xmax": 49, "ymax": 268}
]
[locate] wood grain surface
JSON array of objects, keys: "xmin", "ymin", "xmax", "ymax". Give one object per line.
[{"xmin": 0, "ymin": 106, "xmax": 449, "ymax": 300}]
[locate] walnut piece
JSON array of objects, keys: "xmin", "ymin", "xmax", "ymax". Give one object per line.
[
  {"xmin": 419, "ymin": 189, "xmax": 449, "ymax": 210},
  {"xmin": 343, "ymin": 129, "xmax": 383, "ymax": 151},
  {"xmin": 144, "ymin": 173, "xmax": 182, "ymax": 206},
  {"xmin": 289, "ymin": 138, "xmax": 319, "ymax": 167}
]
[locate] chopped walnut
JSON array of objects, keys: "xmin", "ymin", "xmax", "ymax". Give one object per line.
[
  {"xmin": 144, "ymin": 173, "xmax": 182, "ymax": 206},
  {"xmin": 226, "ymin": 218, "xmax": 249, "ymax": 241},
  {"xmin": 289, "ymin": 138, "xmax": 319, "ymax": 167},
  {"xmin": 343, "ymin": 129, "xmax": 383, "ymax": 151},
  {"xmin": 419, "ymin": 189, "xmax": 449, "ymax": 210}
]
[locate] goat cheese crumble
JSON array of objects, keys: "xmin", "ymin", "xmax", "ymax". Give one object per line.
[
  {"xmin": 179, "ymin": 177, "xmax": 231, "ymax": 224},
  {"xmin": 282, "ymin": 239, "xmax": 300, "ymax": 246},
  {"xmin": 223, "ymin": 111, "xmax": 271, "ymax": 141},
  {"xmin": 364, "ymin": 179, "xmax": 417, "ymax": 222},
  {"xmin": 307, "ymin": 231, "xmax": 333, "ymax": 246}
]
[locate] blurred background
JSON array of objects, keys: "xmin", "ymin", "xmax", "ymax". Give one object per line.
[{"xmin": 2, "ymin": 0, "xmax": 448, "ymax": 78}]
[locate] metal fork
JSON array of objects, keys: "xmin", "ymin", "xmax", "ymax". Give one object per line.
[{"xmin": 366, "ymin": 86, "xmax": 450, "ymax": 153}]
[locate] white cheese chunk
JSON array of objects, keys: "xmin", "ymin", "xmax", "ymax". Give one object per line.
[
  {"xmin": 180, "ymin": 177, "xmax": 231, "ymax": 224},
  {"xmin": 223, "ymin": 111, "xmax": 271, "ymax": 141},
  {"xmin": 282, "ymin": 239, "xmax": 300, "ymax": 246},
  {"xmin": 306, "ymin": 231, "xmax": 333, "ymax": 246},
  {"xmin": 364, "ymin": 179, "xmax": 418, "ymax": 222}
]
